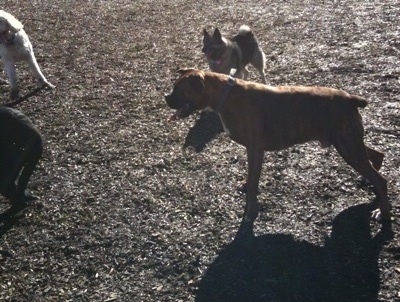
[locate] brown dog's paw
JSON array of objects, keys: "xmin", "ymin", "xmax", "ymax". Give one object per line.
[
  {"xmin": 357, "ymin": 175, "xmax": 371, "ymax": 186},
  {"xmin": 371, "ymin": 208, "xmax": 391, "ymax": 222},
  {"xmin": 244, "ymin": 202, "xmax": 260, "ymax": 222},
  {"xmin": 24, "ymin": 189, "xmax": 38, "ymax": 201},
  {"xmin": 371, "ymin": 209, "xmax": 382, "ymax": 221}
]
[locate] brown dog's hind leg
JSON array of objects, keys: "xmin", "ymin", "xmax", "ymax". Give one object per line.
[
  {"xmin": 366, "ymin": 146, "xmax": 384, "ymax": 171},
  {"xmin": 358, "ymin": 146, "xmax": 384, "ymax": 185},
  {"xmin": 333, "ymin": 138, "xmax": 390, "ymax": 221}
]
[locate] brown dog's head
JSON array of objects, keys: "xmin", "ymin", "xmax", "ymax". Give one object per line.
[
  {"xmin": 165, "ymin": 69, "xmax": 206, "ymax": 121},
  {"xmin": 202, "ymin": 28, "xmax": 227, "ymax": 63}
]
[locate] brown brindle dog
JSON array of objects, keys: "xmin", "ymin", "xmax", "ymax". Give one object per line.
[{"xmin": 165, "ymin": 69, "xmax": 390, "ymax": 224}]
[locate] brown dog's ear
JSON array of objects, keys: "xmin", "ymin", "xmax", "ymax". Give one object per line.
[
  {"xmin": 187, "ymin": 73, "xmax": 205, "ymax": 95},
  {"xmin": 213, "ymin": 28, "xmax": 222, "ymax": 40},
  {"xmin": 177, "ymin": 68, "xmax": 196, "ymax": 75},
  {"xmin": 176, "ymin": 69, "xmax": 205, "ymax": 94}
]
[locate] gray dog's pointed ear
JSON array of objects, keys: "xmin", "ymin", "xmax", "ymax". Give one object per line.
[
  {"xmin": 213, "ymin": 28, "xmax": 222, "ymax": 40},
  {"xmin": 203, "ymin": 28, "xmax": 210, "ymax": 37}
]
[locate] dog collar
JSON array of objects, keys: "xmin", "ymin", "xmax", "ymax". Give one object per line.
[{"xmin": 215, "ymin": 74, "xmax": 236, "ymax": 112}]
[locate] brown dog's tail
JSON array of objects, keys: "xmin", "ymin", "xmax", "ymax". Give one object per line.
[{"xmin": 350, "ymin": 95, "xmax": 368, "ymax": 108}]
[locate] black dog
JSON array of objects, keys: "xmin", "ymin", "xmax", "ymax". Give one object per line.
[{"xmin": 0, "ymin": 106, "xmax": 43, "ymax": 218}]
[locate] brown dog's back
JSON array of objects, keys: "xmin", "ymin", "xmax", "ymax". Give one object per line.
[
  {"xmin": 271, "ymin": 86, "xmax": 367, "ymax": 106},
  {"xmin": 246, "ymin": 86, "xmax": 369, "ymax": 151}
]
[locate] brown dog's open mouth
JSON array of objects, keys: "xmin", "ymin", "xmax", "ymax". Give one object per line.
[{"xmin": 170, "ymin": 103, "xmax": 196, "ymax": 121}]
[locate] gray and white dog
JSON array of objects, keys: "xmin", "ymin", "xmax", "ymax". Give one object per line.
[
  {"xmin": 0, "ymin": 10, "xmax": 54, "ymax": 100},
  {"xmin": 202, "ymin": 25, "xmax": 267, "ymax": 83}
]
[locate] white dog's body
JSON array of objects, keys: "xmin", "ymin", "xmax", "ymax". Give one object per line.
[{"xmin": 0, "ymin": 10, "xmax": 54, "ymax": 100}]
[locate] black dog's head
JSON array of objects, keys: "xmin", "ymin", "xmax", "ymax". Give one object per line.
[
  {"xmin": 202, "ymin": 28, "xmax": 227, "ymax": 63},
  {"xmin": 165, "ymin": 69, "xmax": 206, "ymax": 121}
]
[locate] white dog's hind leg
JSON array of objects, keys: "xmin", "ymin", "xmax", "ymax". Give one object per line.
[{"xmin": 27, "ymin": 52, "xmax": 54, "ymax": 89}]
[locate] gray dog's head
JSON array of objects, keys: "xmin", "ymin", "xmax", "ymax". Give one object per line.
[{"xmin": 202, "ymin": 28, "xmax": 227, "ymax": 63}]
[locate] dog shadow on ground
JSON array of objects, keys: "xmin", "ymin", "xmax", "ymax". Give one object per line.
[
  {"xmin": 0, "ymin": 212, "xmax": 21, "ymax": 237},
  {"xmin": 1, "ymin": 86, "xmax": 45, "ymax": 107},
  {"xmin": 0, "ymin": 214, "xmax": 21, "ymax": 260},
  {"xmin": 183, "ymin": 111, "xmax": 224, "ymax": 153},
  {"xmin": 196, "ymin": 203, "xmax": 392, "ymax": 302}
]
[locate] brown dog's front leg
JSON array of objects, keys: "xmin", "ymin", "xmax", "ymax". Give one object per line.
[{"xmin": 244, "ymin": 146, "xmax": 264, "ymax": 222}]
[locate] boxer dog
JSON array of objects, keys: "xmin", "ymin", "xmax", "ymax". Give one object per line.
[
  {"xmin": 0, "ymin": 106, "xmax": 43, "ymax": 218},
  {"xmin": 165, "ymin": 69, "xmax": 390, "ymax": 224}
]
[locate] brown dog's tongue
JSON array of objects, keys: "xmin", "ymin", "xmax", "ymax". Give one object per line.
[
  {"xmin": 169, "ymin": 104, "xmax": 190, "ymax": 122},
  {"xmin": 169, "ymin": 108, "xmax": 182, "ymax": 122},
  {"xmin": 169, "ymin": 113, "xmax": 179, "ymax": 122}
]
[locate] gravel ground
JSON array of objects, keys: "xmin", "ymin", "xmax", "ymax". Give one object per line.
[{"xmin": 0, "ymin": 1, "xmax": 399, "ymax": 301}]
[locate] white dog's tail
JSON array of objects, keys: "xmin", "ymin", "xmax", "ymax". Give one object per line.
[{"xmin": 0, "ymin": 10, "xmax": 23, "ymax": 32}]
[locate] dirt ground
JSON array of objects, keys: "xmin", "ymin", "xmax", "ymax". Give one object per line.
[{"xmin": 0, "ymin": 0, "xmax": 399, "ymax": 301}]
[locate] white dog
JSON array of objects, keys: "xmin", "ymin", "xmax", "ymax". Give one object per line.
[{"xmin": 0, "ymin": 10, "xmax": 54, "ymax": 100}]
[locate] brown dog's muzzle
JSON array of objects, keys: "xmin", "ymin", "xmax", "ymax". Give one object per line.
[
  {"xmin": 164, "ymin": 93, "xmax": 177, "ymax": 108},
  {"xmin": 164, "ymin": 94, "xmax": 196, "ymax": 121}
]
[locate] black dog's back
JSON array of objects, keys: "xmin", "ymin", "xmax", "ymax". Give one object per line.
[{"xmin": 0, "ymin": 106, "xmax": 42, "ymax": 147}]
